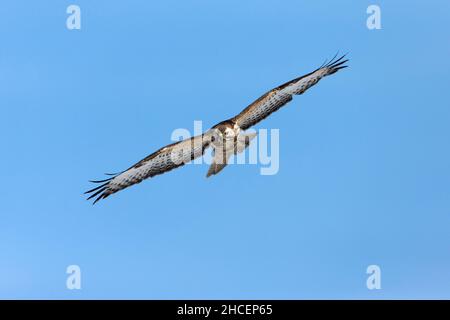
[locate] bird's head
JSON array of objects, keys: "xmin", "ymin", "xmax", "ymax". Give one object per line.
[{"xmin": 210, "ymin": 121, "xmax": 241, "ymax": 147}]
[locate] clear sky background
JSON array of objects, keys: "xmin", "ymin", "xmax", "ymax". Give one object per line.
[{"xmin": 0, "ymin": 0, "xmax": 449, "ymax": 299}]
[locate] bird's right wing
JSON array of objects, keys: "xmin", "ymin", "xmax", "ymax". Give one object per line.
[{"xmin": 85, "ymin": 131, "xmax": 213, "ymax": 204}]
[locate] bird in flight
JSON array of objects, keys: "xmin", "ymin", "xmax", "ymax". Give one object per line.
[{"xmin": 86, "ymin": 54, "xmax": 348, "ymax": 204}]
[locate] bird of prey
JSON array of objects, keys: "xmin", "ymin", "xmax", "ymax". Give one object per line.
[{"xmin": 86, "ymin": 54, "xmax": 348, "ymax": 204}]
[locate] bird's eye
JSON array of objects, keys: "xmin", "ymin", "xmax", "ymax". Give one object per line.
[{"xmin": 211, "ymin": 136, "xmax": 215, "ymax": 142}]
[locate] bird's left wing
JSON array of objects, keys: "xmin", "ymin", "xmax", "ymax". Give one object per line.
[
  {"xmin": 232, "ymin": 54, "xmax": 348, "ymax": 130},
  {"xmin": 85, "ymin": 131, "xmax": 213, "ymax": 204}
]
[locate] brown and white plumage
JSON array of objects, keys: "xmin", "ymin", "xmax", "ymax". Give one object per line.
[
  {"xmin": 86, "ymin": 132, "xmax": 213, "ymax": 204},
  {"xmin": 232, "ymin": 54, "xmax": 348, "ymax": 129},
  {"xmin": 86, "ymin": 54, "xmax": 348, "ymax": 204}
]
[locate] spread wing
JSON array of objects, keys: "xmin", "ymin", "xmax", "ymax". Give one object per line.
[
  {"xmin": 232, "ymin": 54, "xmax": 348, "ymax": 130},
  {"xmin": 85, "ymin": 131, "xmax": 213, "ymax": 204}
]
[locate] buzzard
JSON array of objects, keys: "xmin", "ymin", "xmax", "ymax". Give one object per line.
[{"xmin": 86, "ymin": 54, "xmax": 348, "ymax": 204}]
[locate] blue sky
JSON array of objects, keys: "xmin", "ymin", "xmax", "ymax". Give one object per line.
[{"xmin": 0, "ymin": 0, "xmax": 449, "ymax": 299}]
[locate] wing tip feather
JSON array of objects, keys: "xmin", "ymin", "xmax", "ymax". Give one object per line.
[
  {"xmin": 323, "ymin": 52, "xmax": 349, "ymax": 74},
  {"xmin": 85, "ymin": 174, "xmax": 117, "ymax": 204}
]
